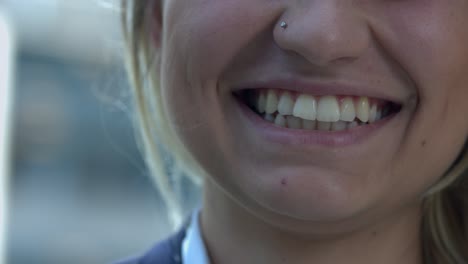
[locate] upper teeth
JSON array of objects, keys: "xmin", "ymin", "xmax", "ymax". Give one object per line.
[
  {"xmin": 293, "ymin": 94, "xmax": 317, "ymax": 120},
  {"xmin": 256, "ymin": 89, "xmax": 383, "ymax": 123}
]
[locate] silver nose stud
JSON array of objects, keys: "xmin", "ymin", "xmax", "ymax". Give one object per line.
[{"xmin": 280, "ymin": 21, "xmax": 288, "ymax": 29}]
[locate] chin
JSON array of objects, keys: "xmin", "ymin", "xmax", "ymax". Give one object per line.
[{"xmin": 239, "ymin": 167, "xmax": 377, "ymax": 224}]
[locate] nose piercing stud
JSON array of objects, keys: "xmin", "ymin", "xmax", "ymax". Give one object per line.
[{"xmin": 280, "ymin": 21, "xmax": 288, "ymax": 29}]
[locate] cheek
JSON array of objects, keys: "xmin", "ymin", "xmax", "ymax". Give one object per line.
[
  {"xmin": 163, "ymin": 0, "xmax": 274, "ymax": 82},
  {"xmin": 159, "ymin": 0, "xmax": 281, "ymax": 156},
  {"xmin": 369, "ymin": 1, "xmax": 468, "ymax": 194},
  {"xmin": 377, "ymin": 0, "xmax": 468, "ymax": 100}
]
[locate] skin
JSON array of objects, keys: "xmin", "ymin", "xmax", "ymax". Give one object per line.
[{"xmin": 150, "ymin": 0, "xmax": 468, "ymax": 263}]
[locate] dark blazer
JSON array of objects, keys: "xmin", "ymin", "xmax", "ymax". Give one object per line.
[{"xmin": 114, "ymin": 226, "xmax": 188, "ymax": 264}]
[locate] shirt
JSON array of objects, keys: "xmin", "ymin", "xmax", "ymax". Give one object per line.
[{"xmin": 181, "ymin": 210, "xmax": 210, "ymax": 264}]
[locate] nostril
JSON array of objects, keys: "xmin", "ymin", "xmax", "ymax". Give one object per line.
[{"xmin": 273, "ymin": 8, "xmax": 371, "ymax": 68}]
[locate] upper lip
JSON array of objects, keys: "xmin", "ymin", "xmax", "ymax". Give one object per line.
[{"xmin": 232, "ymin": 78, "xmax": 404, "ymax": 104}]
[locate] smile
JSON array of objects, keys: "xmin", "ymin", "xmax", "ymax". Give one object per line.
[
  {"xmin": 233, "ymin": 84, "xmax": 404, "ymax": 147},
  {"xmin": 236, "ymin": 89, "xmax": 401, "ymax": 131}
]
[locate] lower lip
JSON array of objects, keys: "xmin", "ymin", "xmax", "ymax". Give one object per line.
[{"xmin": 234, "ymin": 96, "xmax": 399, "ymax": 147}]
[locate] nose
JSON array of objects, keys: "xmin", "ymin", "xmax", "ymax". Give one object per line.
[{"xmin": 274, "ymin": 1, "xmax": 371, "ymax": 67}]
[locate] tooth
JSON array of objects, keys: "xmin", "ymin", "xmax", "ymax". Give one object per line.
[
  {"xmin": 302, "ymin": 120, "xmax": 316, "ymax": 130},
  {"xmin": 348, "ymin": 121, "xmax": 358, "ymax": 129},
  {"xmin": 274, "ymin": 114, "xmax": 286, "ymax": 127},
  {"xmin": 257, "ymin": 92, "xmax": 266, "ymax": 113},
  {"xmin": 369, "ymin": 104, "xmax": 377, "ymax": 123},
  {"xmin": 317, "ymin": 96, "xmax": 340, "ymax": 122},
  {"xmin": 264, "ymin": 113, "xmax": 275, "ymax": 122},
  {"xmin": 340, "ymin": 97, "xmax": 356, "ymax": 122},
  {"xmin": 265, "ymin": 90, "xmax": 279, "ymax": 114},
  {"xmin": 286, "ymin": 116, "xmax": 302, "ymax": 129},
  {"xmin": 293, "ymin": 94, "xmax": 317, "ymax": 120},
  {"xmin": 278, "ymin": 92, "xmax": 294, "ymax": 115},
  {"xmin": 331, "ymin": 121, "xmax": 347, "ymax": 131},
  {"xmin": 356, "ymin": 97, "xmax": 370, "ymax": 122},
  {"xmin": 317, "ymin": 121, "xmax": 331, "ymax": 131}
]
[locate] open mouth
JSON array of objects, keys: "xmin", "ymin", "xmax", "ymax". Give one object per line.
[{"xmin": 234, "ymin": 89, "xmax": 402, "ymax": 131}]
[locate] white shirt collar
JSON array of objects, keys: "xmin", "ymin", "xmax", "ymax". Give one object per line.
[{"xmin": 182, "ymin": 210, "xmax": 210, "ymax": 264}]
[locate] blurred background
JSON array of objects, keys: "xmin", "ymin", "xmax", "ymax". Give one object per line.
[{"xmin": 1, "ymin": 1, "xmax": 181, "ymax": 263}]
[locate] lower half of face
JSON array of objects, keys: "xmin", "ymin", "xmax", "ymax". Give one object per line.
[{"xmin": 159, "ymin": 0, "xmax": 468, "ymax": 229}]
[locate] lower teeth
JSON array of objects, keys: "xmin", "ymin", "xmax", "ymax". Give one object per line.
[{"xmin": 264, "ymin": 113, "xmax": 371, "ymax": 131}]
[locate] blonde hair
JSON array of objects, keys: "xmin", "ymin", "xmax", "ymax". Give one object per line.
[
  {"xmin": 121, "ymin": 0, "xmax": 207, "ymax": 228},
  {"xmin": 120, "ymin": 1, "xmax": 468, "ymax": 263}
]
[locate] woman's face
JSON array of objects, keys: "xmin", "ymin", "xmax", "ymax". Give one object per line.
[{"xmin": 156, "ymin": 0, "xmax": 468, "ymax": 226}]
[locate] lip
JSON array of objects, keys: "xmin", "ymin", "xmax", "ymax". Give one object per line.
[
  {"xmin": 232, "ymin": 78, "xmax": 404, "ymax": 104},
  {"xmin": 234, "ymin": 95, "xmax": 400, "ymax": 147}
]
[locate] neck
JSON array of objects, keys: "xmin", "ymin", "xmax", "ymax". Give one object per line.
[{"xmin": 200, "ymin": 179, "xmax": 423, "ymax": 264}]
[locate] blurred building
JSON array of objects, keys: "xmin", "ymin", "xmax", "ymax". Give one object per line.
[{"xmin": 2, "ymin": 1, "xmax": 178, "ymax": 263}]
